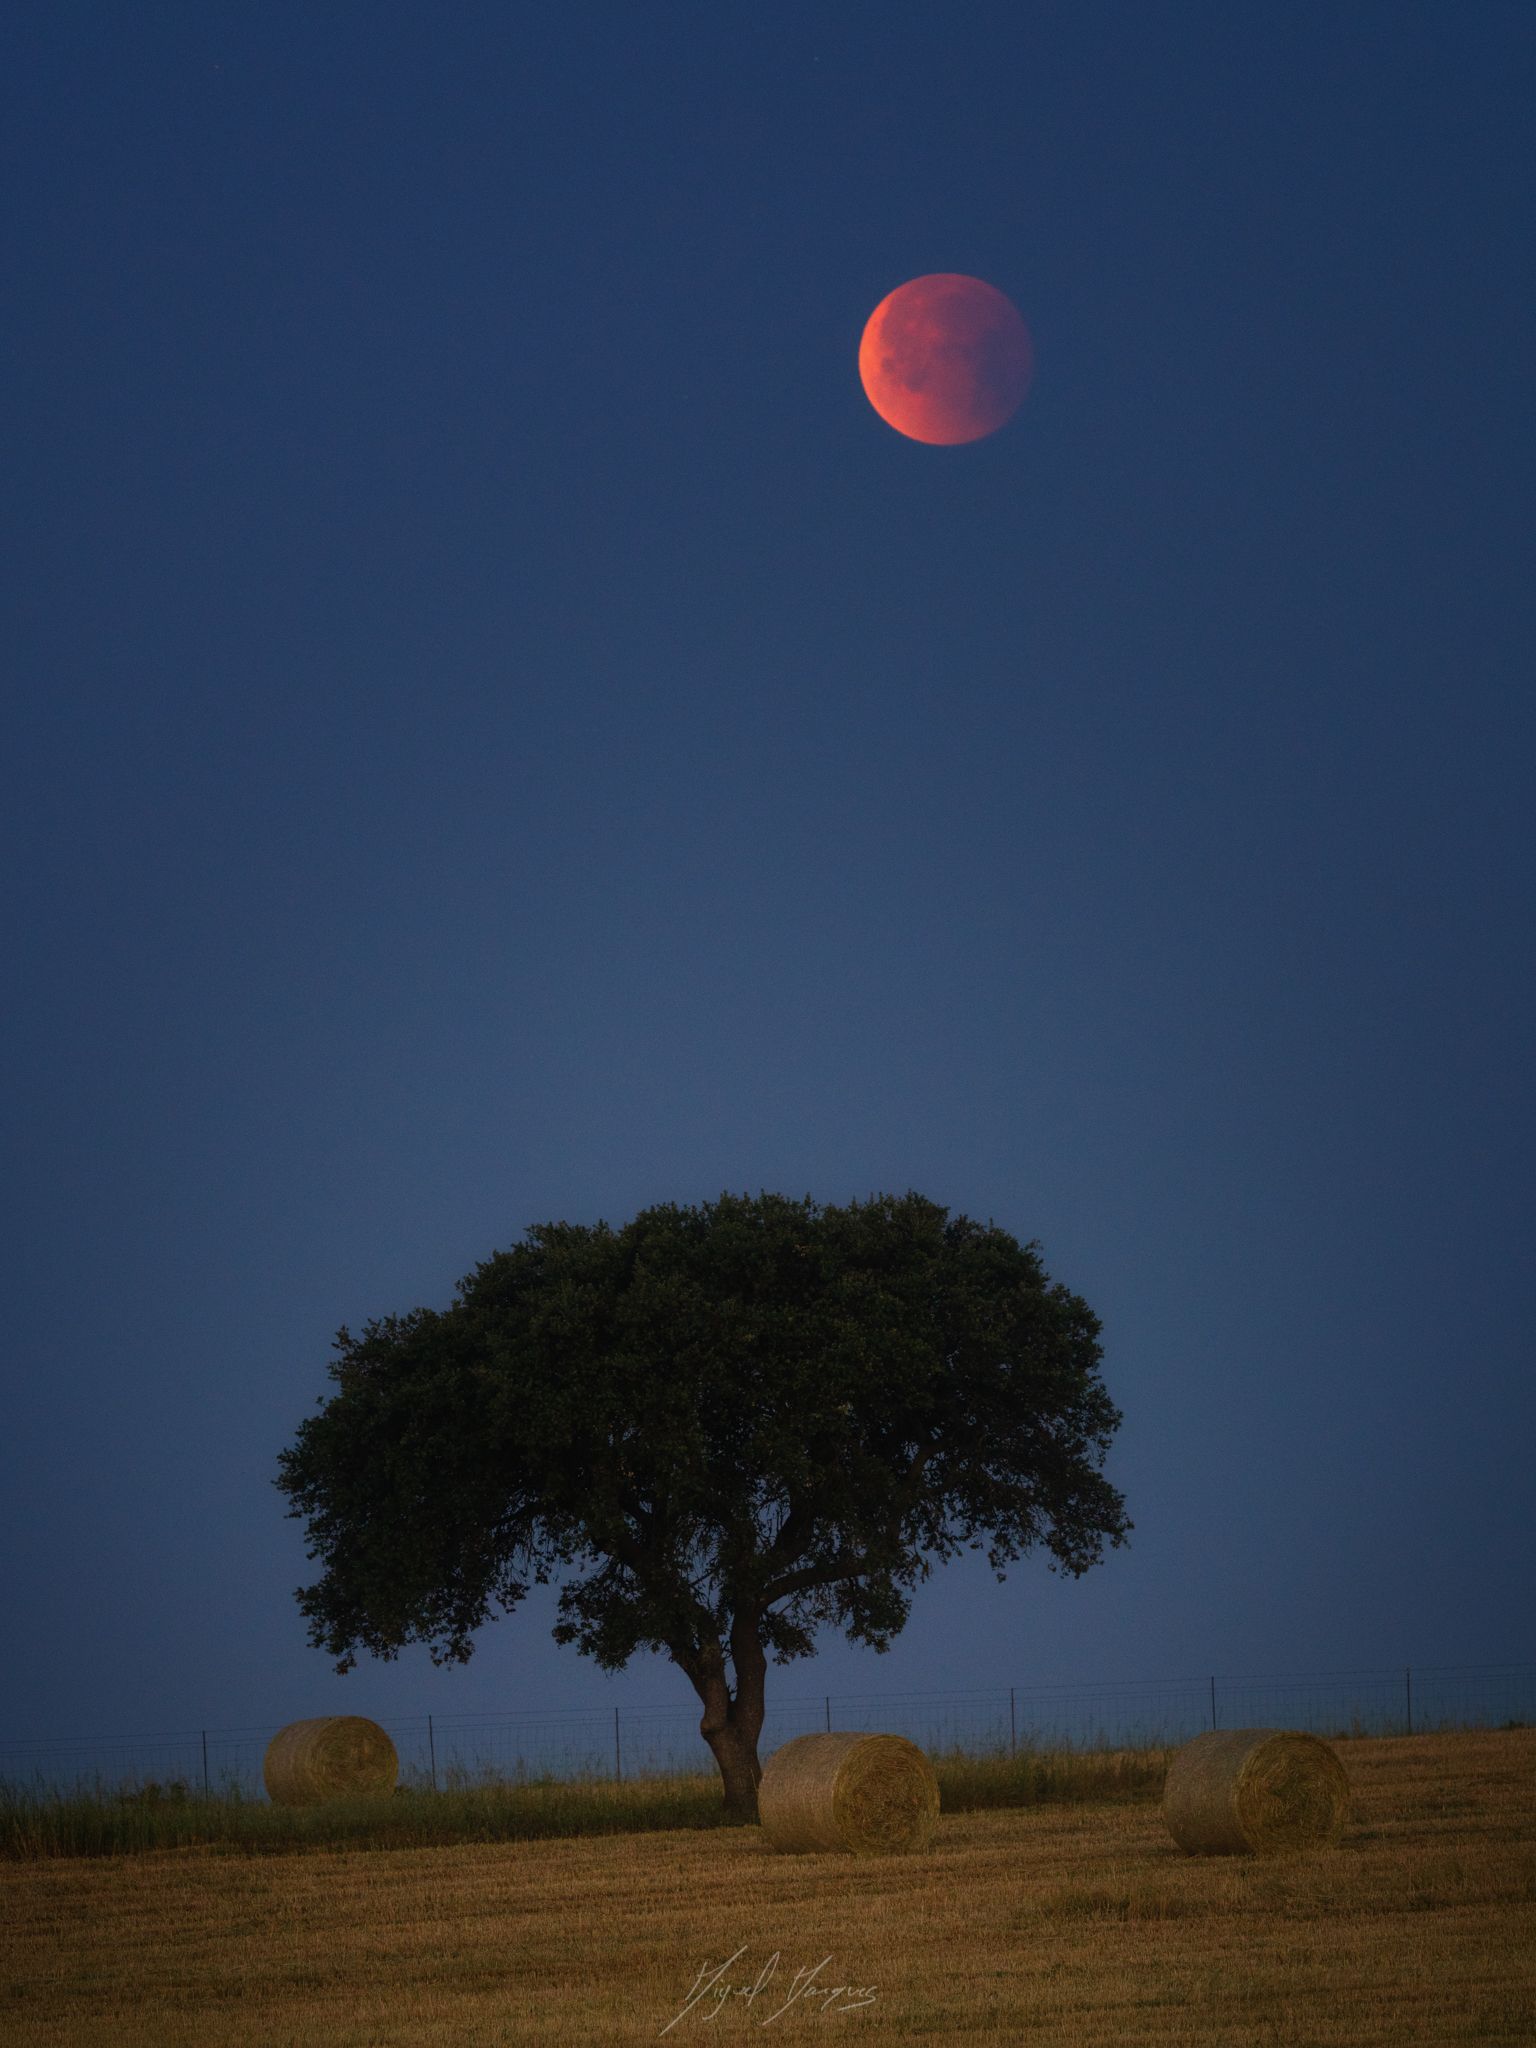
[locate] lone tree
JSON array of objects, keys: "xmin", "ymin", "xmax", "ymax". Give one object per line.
[{"xmin": 276, "ymin": 1190, "xmax": 1130, "ymax": 1818}]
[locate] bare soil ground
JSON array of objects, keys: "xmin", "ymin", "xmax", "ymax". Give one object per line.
[{"xmin": 3, "ymin": 1728, "xmax": 1532, "ymax": 2046}]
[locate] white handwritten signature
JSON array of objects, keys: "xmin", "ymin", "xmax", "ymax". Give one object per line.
[{"xmin": 660, "ymin": 1947, "xmax": 877, "ymax": 2030}]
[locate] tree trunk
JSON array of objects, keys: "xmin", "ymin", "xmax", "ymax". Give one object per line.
[
  {"xmin": 701, "ymin": 1717, "xmax": 763, "ymax": 1822},
  {"xmin": 674, "ymin": 1621, "xmax": 769, "ymax": 1821}
]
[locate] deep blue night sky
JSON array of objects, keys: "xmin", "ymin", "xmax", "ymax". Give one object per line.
[{"xmin": 3, "ymin": 3, "xmax": 1532, "ymax": 1750}]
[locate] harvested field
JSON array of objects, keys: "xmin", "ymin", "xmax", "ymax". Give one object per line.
[{"xmin": 2, "ymin": 1729, "xmax": 1532, "ymax": 2046}]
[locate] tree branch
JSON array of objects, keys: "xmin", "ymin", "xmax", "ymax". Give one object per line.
[
  {"xmin": 761, "ymin": 1547, "xmax": 876, "ymax": 1606},
  {"xmin": 760, "ymin": 1445, "xmax": 936, "ymax": 1606},
  {"xmin": 758, "ymin": 1498, "xmax": 813, "ymax": 1576}
]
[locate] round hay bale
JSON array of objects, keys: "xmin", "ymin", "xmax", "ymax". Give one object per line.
[
  {"xmin": 262, "ymin": 1716, "xmax": 398, "ymax": 1807},
  {"xmin": 1163, "ymin": 1728, "xmax": 1348, "ymax": 1855},
  {"xmin": 757, "ymin": 1732, "xmax": 939, "ymax": 1855}
]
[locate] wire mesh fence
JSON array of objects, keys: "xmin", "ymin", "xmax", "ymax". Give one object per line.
[{"xmin": 1, "ymin": 1662, "xmax": 1529, "ymax": 1798}]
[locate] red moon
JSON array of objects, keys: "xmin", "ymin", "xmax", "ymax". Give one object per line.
[{"xmin": 858, "ymin": 274, "xmax": 1034, "ymax": 445}]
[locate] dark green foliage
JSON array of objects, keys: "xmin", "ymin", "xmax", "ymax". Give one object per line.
[{"xmin": 275, "ymin": 1192, "xmax": 1130, "ymax": 1804}]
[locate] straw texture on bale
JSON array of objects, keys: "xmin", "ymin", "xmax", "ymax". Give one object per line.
[
  {"xmin": 262, "ymin": 1716, "xmax": 399, "ymax": 1807},
  {"xmin": 757, "ymin": 1732, "xmax": 939, "ymax": 1855},
  {"xmin": 1163, "ymin": 1728, "xmax": 1349, "ymax": 1855}
]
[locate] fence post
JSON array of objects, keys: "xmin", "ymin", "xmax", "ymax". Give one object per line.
[
  {"xmin": 201, "ymin": 1730, "xmax": 209, "ymax": 1800},
  {"xmin": 825, "ymin": 1695, "xmax": 831, "ymax": 1733},
  {"xmin": 428, "ymin": 1714, "xmax": 437, "ymax": 1793},
  {"xmin": 1210, "ymin": 1676, "xmax": 1217, "ymax": 1730},
  {"xmin": 1405, "ymin": 1667, "xmax": 1413, "ymax": 1737},
  {"xmin": 1009, "ymin": 1687, "xmax": 1017, "ymax": 1761},
  {"xmin": 614, "ymin": 1707, "xmax": 622, "ymax": 1784}
]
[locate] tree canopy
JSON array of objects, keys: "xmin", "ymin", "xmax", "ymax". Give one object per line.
[{"xmin": 275, "ymin": 1190, "xmax": 1130, "ymax": 1814}]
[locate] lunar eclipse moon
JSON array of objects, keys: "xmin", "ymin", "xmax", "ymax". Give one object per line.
[{"xmin": 859, "ymin": 274, "xmax": 1034, "ymax": 445}]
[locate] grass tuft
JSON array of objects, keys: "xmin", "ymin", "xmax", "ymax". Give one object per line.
[
  {"xmin": 934, "ymin": 1740, "xmax": 1170, "ymax": 1813},
  {"xmin": 0, "ymin": 1770, "xmax": 736, "ymax": 1859},
  {"xmin": 0, "ymin": 1741, "xmax": 1169, "ymax": 1860}
]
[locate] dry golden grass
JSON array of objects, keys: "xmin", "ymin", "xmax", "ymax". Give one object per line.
[{"xmin": 2, "ymin": 1729, "xmax": 1532, "ymax": 2046}]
